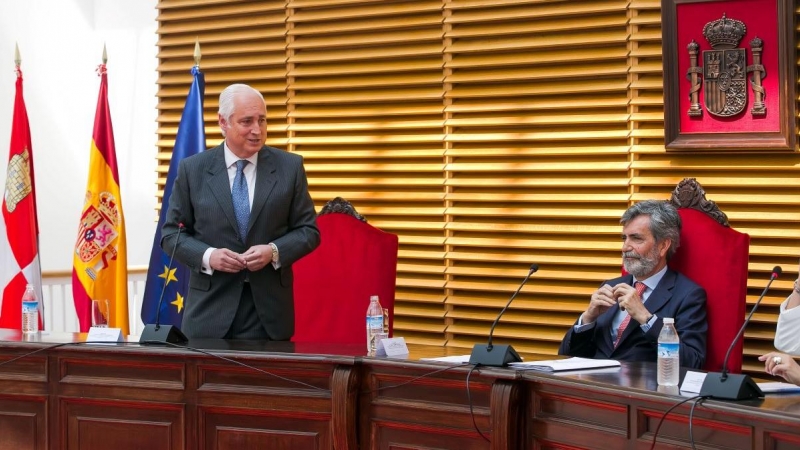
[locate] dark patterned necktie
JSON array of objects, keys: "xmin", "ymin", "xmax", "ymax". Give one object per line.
[
  {"xmin": 232, "ymin": 159, "xmax": 250, "ymax": 242},
  {"xmin": 614, "ymin": 281, "xmax": 646, "ymax": 348}
]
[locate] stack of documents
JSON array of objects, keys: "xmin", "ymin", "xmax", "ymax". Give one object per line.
[
  {"xmin": 757, "ymin": 382, "xmax": 800, "ymax": 394},
  {"xmin": 509, "ymin": 357, "xmax": 620, "ymax": 372}
]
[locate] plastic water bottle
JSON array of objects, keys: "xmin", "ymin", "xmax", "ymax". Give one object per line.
[
  {"xmin": 21, "ymin": 284, "xmax": 39, "ymax": 334},
  {"xmin": 366, "ymin": 295, "xmax": 384, "ymax": 353},
  {"xmin": 657, "ymin": 317, "xmax": 680, "ymax": 386}
]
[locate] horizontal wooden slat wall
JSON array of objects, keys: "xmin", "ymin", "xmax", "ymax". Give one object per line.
[
  {"xmin": 156, "ymin": 0, "xmax": 800, "ymax": 377},
  {"xmin": 442, "ymin": 0, "xmax": 632, "ymax": 358},
  {"xmin": 286, "ymin": 0, "xmax": 448, "ymax": 345}
]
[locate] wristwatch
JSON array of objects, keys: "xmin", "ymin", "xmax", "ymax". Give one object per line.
[{"xmin": 269, "ymin": 242, "xmax": 279, "ymax": 264}]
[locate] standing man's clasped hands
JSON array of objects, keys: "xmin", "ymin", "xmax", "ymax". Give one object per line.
[
  {"xmin": 210, "ymin": 248, "xmax": 247, "ymax": 273},
  {"xmin": 209, "ymin": 244, "xmax": 277, "ymax": 273}
]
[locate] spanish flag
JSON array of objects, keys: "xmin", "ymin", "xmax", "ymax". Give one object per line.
[
  {"xmin": 0, "ymin": 58, "xmax": 43, "ymax": 330},
  {"xmin": 71, "ymin": 61, "xmax": 129, "ymax": 334}
]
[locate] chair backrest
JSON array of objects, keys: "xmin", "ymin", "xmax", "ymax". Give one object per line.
[
  {"xmin": 292, "ymin": 198, "xmax": 399, "ymax": 344},
  {"xmin": 666, "ymin": 178, "xmax": 750, "ymax": 373}
]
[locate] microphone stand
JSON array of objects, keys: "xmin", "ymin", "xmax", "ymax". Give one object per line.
[
  {"xmin": 469, "ymin": 264, "xmax": 538, "ymax": 367},
  {"xmin": 699, "ymin": 267, "xmax": 782, "ymax": 400},
  {"xmin": 140, "ymin": 224, "xmax": 189, "ymax": 345}
]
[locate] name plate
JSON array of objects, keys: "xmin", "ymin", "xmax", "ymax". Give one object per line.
[
  {"xmin": 680, "ymin": 370, "xmax": 707, "ymax": 393},
  {"xmin": 87, "ymin": 327, "xmax": 123, "ymax": 343},
  {"xmin": 376, "ymin": 337, "xmax": 409, "ymax": 357}
]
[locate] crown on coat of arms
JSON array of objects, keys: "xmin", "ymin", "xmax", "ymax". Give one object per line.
[
  {"xmin": 98, "ymin": 191, "xmax": 120, "ymax": 225},
  {"xmin": 702, "ymin": 13, "xmax": 747, "ymax": 49}
]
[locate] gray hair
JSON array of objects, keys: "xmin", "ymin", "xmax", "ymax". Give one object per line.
[
  {"xmin": 218, "ymin": 84, "xmax": 265, "ymax": 136},
  {"xmin": 620, "ymin": 200, "xmax": 682, "ymax": 258}
]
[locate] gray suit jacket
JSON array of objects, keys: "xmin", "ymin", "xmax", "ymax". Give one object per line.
[{"xmin": 161, "ymin": 144, "xmax": 320, "ymax": 340}]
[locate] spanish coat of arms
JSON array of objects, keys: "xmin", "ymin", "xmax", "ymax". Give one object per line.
[{"xmin": 685, "ymin": 13, "xmax": 766, "ymax": 118}]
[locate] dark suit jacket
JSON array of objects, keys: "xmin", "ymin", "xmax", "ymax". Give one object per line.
[
  {"xmin": 558, "ymin": 269, "xmax": 707, "ymax": 369},
  {"xmin": 162, "ymin": 144, "xmax": 320, "ymax": 340}
]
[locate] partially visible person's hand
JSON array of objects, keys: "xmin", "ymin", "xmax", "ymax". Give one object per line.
[
  {"xmin": 209, "ymin": 248, "xmax": 247, "ymax": 273},
  {"xmin": 759, "ymin": 351, "xmax": 800, "ymax": 386},
  {"xmin": 242, "ymin": 244, "xmax": 273, "ymax": 271}
]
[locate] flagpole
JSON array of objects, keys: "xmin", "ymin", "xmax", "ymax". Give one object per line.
[
  {"xmin": 0, "ymin": 43, "xmax": 44, "ymax": 331},
  {"xmin": 140, "ymin": 40, "xmax": 206, "ymax": 335},
  {"xmin": 15, "ymin": 43, "xmax": 45, "ymax": 331}
]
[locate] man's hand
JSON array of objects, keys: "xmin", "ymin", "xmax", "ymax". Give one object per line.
[
  {"xmin": 209, "ymin": 248, "xmax": 247, "ymax": 273},
  {"xmin": 582, "ymin": 284, "xmax": 616, "ymax": 324},
  {"xmin": 242, "ymin": 244, "xmax": 273, "ymax": 271},
  {"xmin": 612, "ymin": 283, "xmax": 649, "ymax": 324}
]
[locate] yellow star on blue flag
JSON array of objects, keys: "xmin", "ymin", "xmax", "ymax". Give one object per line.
[
  {"xmin": 158, "ymin": 265, "xmax": 178, "ymax": 285},
  {"xmin": 170, "ymin": 292, "xmax": 184, "ymax": 313}
]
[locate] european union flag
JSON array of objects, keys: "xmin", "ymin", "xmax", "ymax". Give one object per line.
[{"xmin": 140, "ymin": 66, "xmax": 205, "ymax": 328}]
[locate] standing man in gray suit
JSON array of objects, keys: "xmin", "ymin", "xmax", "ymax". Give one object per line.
[{"xmin": 162, "ymin": 83, "xmax": 320, "ymax": 340}]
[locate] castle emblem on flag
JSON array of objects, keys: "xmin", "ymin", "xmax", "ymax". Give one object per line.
[
  {"xmin": 4, "ymin": 148, "xmax": 32, "ymax": 212},
  {"xmin": 685, "ymin": 13, "xmax": 767, "ymax": 118}
]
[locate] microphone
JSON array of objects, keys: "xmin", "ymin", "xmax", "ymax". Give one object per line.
[
  {"xmin": 469, "ymin": 263, "xmax": 539, "ymax": 367},
  {"xmin": 140, "ymin": 223, "xmax": 189, "ymax": 345},
  {"xmin": 699, "ymin": 266, "xmax": 782, "ymax": 400}
]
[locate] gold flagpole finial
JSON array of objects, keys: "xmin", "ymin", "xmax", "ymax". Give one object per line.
[
  {"xmin": 14, "ymin": 42, "xmax": 21, "ymax": 67},
  {"xmin": 102, "ymin": 43, "xmax": 108, "ymax": 64},
  {"xmin": 193, "ymin": 38, "xmax": 201, "ymax": 67}
]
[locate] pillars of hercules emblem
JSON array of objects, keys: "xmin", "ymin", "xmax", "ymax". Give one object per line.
[
  {"xmin": 686, "ymin": 40, "xmax": 703, "ymax": 117},
  {"xmin": 747, "ymin": 36, "xmax": 766, "ymax": 116}
]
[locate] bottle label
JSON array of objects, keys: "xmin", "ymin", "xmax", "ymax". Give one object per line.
[
  {"xmin": 658, "ymin": 342, "xmax": 680, "ymax": 358},
  {"xmin": 366, "ymin": 316, "xmax": 383, "ymax": 330},
  {"xmin": 22, "ymin": 301, "xmax": 38, "ymax": 313}
]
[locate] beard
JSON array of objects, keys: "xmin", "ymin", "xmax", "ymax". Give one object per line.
[{"xmin": 622, "ymin": 248, "xmax": 660, "ymax": 279}]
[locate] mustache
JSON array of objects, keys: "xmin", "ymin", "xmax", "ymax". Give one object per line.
[{"xmin": 622, "ymin": 252, "xmax": 640, "ymax": 259}]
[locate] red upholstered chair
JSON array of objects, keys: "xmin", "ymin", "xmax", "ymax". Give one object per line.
[
  {"xmin": 292, "ymin": 198, "xmax": 399, "ymax": 344},
  {"xmin": 666, "ymin": 178, "xmax": 750, "ymax": 373}
]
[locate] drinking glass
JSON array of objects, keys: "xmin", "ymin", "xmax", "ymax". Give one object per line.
[{"xmin": 91, "ymin": 299, "xmax": 109, "ymax": 328}]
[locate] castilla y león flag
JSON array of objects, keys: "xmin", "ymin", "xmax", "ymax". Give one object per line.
[
  {"xmin": 71, "ymin": 63, "xmax": 129, "ymax": 334},
  {"xmin": 0, "ymin": 65, "xmax": 43, "ymax": 330}
]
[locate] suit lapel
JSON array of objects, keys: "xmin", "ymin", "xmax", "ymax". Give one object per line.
[
  {"xmin": 640, "ymin": 269, "xmax": 677, "ymax": 317},
  {"xmin": 206, "ymin": 146, "xmax": 240, "ymax": 237},
  {"xmin": 248, "ymin": 147, "xmax": 278, "ymax": 236}
]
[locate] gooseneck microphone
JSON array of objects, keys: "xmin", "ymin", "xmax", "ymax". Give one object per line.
[
  {"xmin": 140, "ymin": 223, "xmax": 189, "ymax": 345},
  {"xmin": 699, "ymin": 266, "xmax": 781, "ymax": 400},
  {"xmin": 469, "ymin": 264, "xmax": 539, "ymax": 367}
]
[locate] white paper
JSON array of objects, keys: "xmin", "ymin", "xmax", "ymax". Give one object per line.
[
  {"xmin": 376, "ymin": 337, "xmax": 409, "ymax": 357},
  {"xmin": 509, "ymin": 357, "xmax": 620, "ymax": 372},
  {"xmin": 757, "ymin": 381, "xmax": 800, "ymax": 394},
  {"xmin": 680, "ymin": 370, "xmax": 707, "ymax": 393},
  {"xmin": 419, "ymin": 354, "xmax": 471, "ymax": 364},
  {"xmin": 86, "ymin": 327, "xmax": 123, "ymax": 343}
]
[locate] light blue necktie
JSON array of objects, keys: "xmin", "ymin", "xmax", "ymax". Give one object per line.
[{"xmin": 232, "ymin": 159, "xmax": 250, "ymax": 242}]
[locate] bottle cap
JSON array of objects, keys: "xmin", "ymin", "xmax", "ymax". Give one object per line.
[{"xmin": 663, "ymin": 317, "xmax": 674, "ymax": 324}]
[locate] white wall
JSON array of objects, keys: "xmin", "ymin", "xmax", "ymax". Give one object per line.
[{"xmin": 0, "ymin": 0, "xmax": 158, "ymax": 272}]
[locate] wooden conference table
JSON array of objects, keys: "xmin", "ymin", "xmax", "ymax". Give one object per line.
[{"xmin": 0, "ymin": 330, "xmax": 799, "ymax": 450}]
